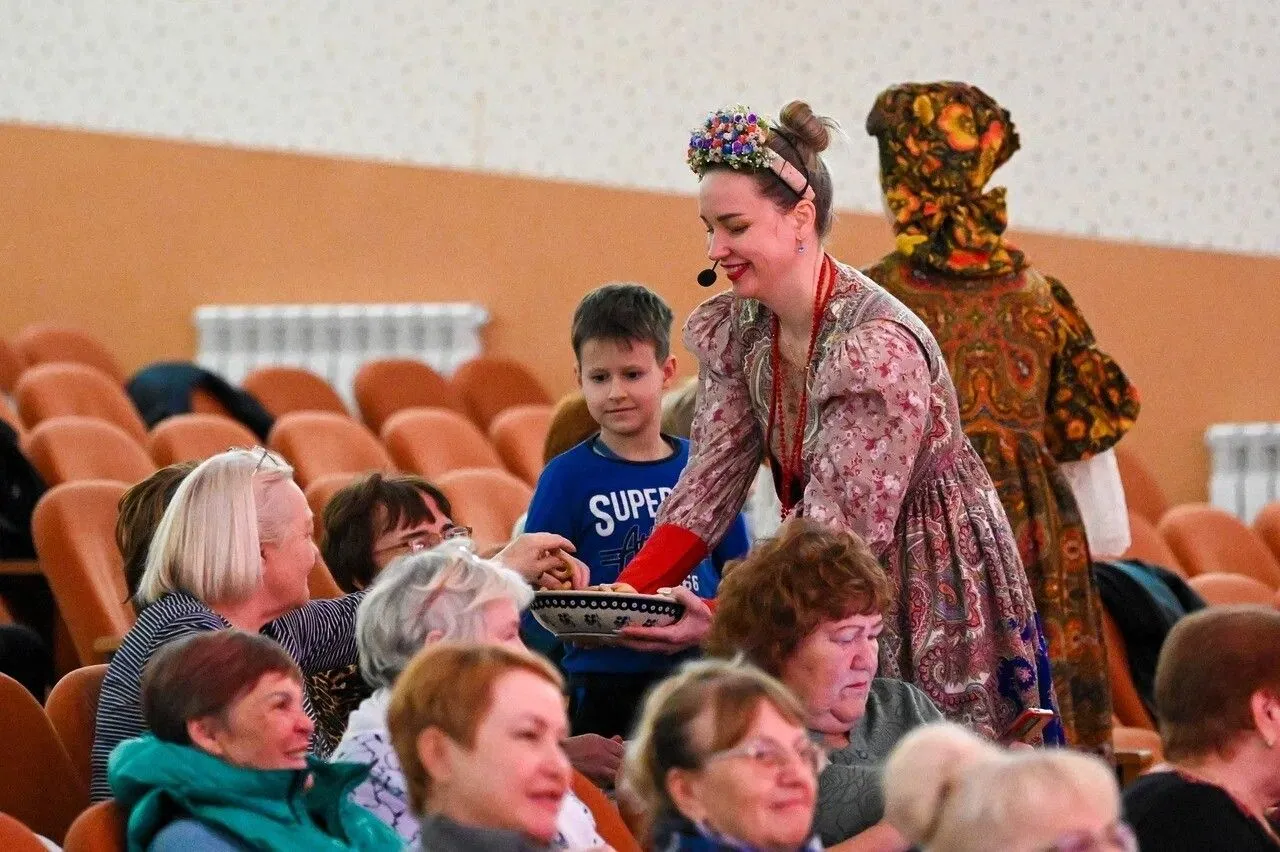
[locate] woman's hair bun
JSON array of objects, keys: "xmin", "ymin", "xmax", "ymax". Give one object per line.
[{"xmin": 778, "ymin": 100, "xmax": 839, "ymax": 156}]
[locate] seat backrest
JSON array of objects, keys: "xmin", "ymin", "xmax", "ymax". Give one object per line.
[
  {"xmin": 0, "ymin": 393, "xmax": 24, "ymax": 436},
  {"xmin": 489, "ymin": 404, "xmax": 553, "ymax": 486},
  {"xmin": 570, "ymin": 769, "xmax": 642, "ymax": 852},
  {"xmin": 1187, "ymin": 572, "xmax": 1277, "ymax": 606},
  {"xmin": 304, "ymin": 473, "xmax": 361, "ymax": 597},
  {"xmin": 12, "ymin": 323, "xmax": 125, "ymax": 384},
  {"xmin": 243, "ymin": 366, "xmax": 349, "ymax": 417},
  {"xmin": 1253, "ymin": 501, "xmax": 1280, "ymax": 567},
  {"xmin": 22, "ymin": 416, "xmax": 157, "ymax": 486},
  {"xmin": 15, "ymin": 363, "xmax": 147, "ymax": 442},
  {"xmin": 0, "ymin": 812, "xmax": 52, "ymax": 852},
  {"xmin": 0, "ymin": 672, "xmax": 88, "ymax": 842},
  {"xmin": 32, "ymin": 480, "xmax": 134, "ymax": 665},
  {"xmin": 46, "ymin": 664, "xmax": 109, "ymax": 791},
  {"xmin": 381, "ymin": 407, "xmax": 503, "ymax": 479},
  {"xmin": 63, "ymin": 800, "xmax": 127, "ymax": 852},
  {"xmin": 543, "ymin": 392, "xmax": 599, "ymax": 463},
  {"xmin": 145, "ymin": 413, "xmax": 257, "ymax": 466},
  {"xmin": 435, "ymin": 468, "xmax": 533, "ymax": 551},
  {"xmin": 1122, "ymin": 509, "xmax": 1184, "ymax": 575},
  {"xmin": 1100, "ymin": 609, "xmax": 1156, "ymax": 730},
  {"xmin": 267, "ymin": 412, "xmax": 393, "ymax": 489},
  {"xmin": 1115, "ymin": 446, "xmax": 1169, "ymax": 525},
  {"xmin": 0, "ymin": 337, "xmax": 26, "ymax": 394},
  {"xmin": 451, "ymin": 356, "xmax": 553, "ymax": 429},
  {"xmin": 353, "ymin": 358, "xmax": 465, "ymax": 433},
  {"xmin": 1158, "ymin": 503, "xmax": 1280, "ymax": 586}
]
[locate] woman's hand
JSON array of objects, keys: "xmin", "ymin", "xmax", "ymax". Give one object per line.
[
  {"xmin": 562, "ymin": 733, "xmax": 626, "ymax": 788},
  {"xmin": 613, "ymin": 586, "xmax": 711, "ymax": 654},
  {"xmin": 494, "ymin": 534, "xmax": 589, "ymax": 588}
]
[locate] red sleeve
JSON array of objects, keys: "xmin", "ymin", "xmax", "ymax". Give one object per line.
[{"xmin": 616, "ymin": 524, "xmax": 708, "ymax": 594}]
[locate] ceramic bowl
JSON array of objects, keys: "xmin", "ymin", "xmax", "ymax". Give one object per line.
[{"xmin": 529, "ymin": 590, "xmax": 685, "ymax": 642}]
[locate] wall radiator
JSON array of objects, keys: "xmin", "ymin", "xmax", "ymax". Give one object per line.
[
  {"xmin": 194, "ymin": 303, "xmax": 489, "ymax": 410},
  {"xmin": 1206, "ymin": 423, "xmax": 1280, "ymax": 521}
]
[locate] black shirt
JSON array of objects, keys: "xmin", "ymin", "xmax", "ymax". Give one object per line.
[{"xmin": 1124, "ymin": 771, "xmax": 1279, "ymax": 851}]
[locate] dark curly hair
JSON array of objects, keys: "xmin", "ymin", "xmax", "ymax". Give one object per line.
[{"xmin": 707, "ymin": 518, "xmax": 891, "ymax": 675}]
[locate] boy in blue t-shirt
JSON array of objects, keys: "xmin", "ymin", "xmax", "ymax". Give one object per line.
[{"xmin": 524, "ymin": 283, "xmax": 749, "ymax": 739}]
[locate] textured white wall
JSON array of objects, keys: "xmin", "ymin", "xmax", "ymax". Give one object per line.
[{"xmin": 2, "ymin": 0, "xmax": 1276, "ymax": 254}]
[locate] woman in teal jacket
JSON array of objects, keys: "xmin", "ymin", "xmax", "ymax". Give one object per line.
[{"xmin": 108, "ymin": 629, "xmax": 400, "ymax": 851}]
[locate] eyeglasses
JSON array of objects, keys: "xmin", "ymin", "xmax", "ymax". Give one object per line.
[
  {"xmin": 1040, "ymin": 821, "xmax": 1138, "ymax": 852},
  {"xmin": 704, "ymin": 735, "xmax": 827, "ymax": 777},
  {"xmin": 374, "ymin": 524, "xmax": 472, "ymax": 557}
]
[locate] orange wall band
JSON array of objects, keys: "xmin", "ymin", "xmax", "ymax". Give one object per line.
[{"xmin": 3, "ymin": 122, "xmax": 1278, "ymax": 505}]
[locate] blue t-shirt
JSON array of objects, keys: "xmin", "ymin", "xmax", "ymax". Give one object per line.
[{"xmin": 524, "ymin": 435, "xmax": 750, "ymax": 674}]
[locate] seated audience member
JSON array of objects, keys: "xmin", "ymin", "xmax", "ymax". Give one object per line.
[
  {"xmin": 91, "ymin": 447, "xmax": 362, "ymax": 801},
  {"xmin": 707, "ymin": 519, "xmax": 943, "ymax": 849},
  {"xmin": 331, "ymin": 543, "xmax": 614, "ymax": 847},
  {"xmin": 116, "ymin": 461, "xmax": 198, "ymax": 605},
  {"xmin": 388, "ymin": 642, "xmax": 582, "ymax": 851},
  {"xmin": 109, "ymin": 630, "xmax": 400, "ymax": 851},
  {"xmin": 321, "ymin": 471, "xmax": 586, "ymax": 593},
  {"xmin": 1123, "ymin": 605, "xmax": 1280, "ymax": 850},
  {"xmin": 624, "ymin": 657, "xmax": 823, "ymax": 851},
  {"xmin": 0, "ymin": 623, "xmax": 53, "ymax": 699},
  {"xmin": 543, "ymin": 391, "xmax": 600, "ymax": 464},
  {"xmin": 883, "ymin": 722, "xmax": 1132, "ymax": 852}
]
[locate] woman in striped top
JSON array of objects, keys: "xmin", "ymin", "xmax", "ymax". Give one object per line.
[{"xmin": 90, "ymin": 447, "xmax": 362, "ymax": 802}]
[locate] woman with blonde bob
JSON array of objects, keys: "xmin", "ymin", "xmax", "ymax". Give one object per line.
[
  {"xmin": 91, "ymin": 447, "xmax": 362, "ymax": 801},
  {"xmin": 331, "ymin": 542, "xmax": 608, "ymax": 848},
  {"xmin": 624, "ymin": 657, "xmax": 824, "ymax": 851},
  {"xmin": 388, "ymin": 642, "xmax": 581, "ymax": 851},
  {"xmin": 882, "ymin": 723, "xmax": 1133, "ymax": 852}
]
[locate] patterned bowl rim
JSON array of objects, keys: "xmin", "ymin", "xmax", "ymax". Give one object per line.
[{"xmin": 531, "ymin": 590, "xmax": 685, "ymax": 613}]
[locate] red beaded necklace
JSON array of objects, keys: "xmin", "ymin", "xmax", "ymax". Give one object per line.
[{"xmin": 766, "ymin": 254, "xmax": 836, "ymax": 517}]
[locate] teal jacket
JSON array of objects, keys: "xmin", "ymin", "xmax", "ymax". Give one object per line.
[{"xmin": 108, "ymin": 735, "xmax": 403, "ymax": 851}]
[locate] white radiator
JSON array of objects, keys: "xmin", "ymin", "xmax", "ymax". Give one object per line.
[
  {"xmin": 1205, "ymin": 423, "xmax": 1280, "ymax": 521},
  {"xmin": 194, "ymin": 303, "xmax": 489, "ymax": 410}
]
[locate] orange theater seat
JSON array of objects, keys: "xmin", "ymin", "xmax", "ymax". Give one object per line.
[
  {"xmin": 267, "ymin": 412, "xmax": 394, "ymax": 489},
  {"xmin": 304, "ymin": 473, "xmax": 360, "ymax": 598},
  {"xmin": 12, "ymin": 323, "xmax": 125, "ymax": 384},
  {"xmin": 32, "ymin": 480, "xmax": 135, "ymax": 665},
  {"xmin": 1115, "ymin": 446, "xmax": 1169, "ymax": 525},
  {"xmin": 0, "ymin": 672, "xmax": 87, "ymax": 843},
  {"xmin": 1121, "ymin": 509, "xmax": 1184, "ymax": 575},
  {"xmin": 0, "ymin": 812, "xmax": 50, "ymax": 852},
  {"xmin": 145, "ymin": 413, "xmax": 257, "ymax": 466},
  {"xmin": 1101, "ymin": 609, "xmax": 1156, "ymax": 731},
  {"xmin": 490, "ymin": 404, "xmax": 553, "ymax": 486},
  {"xmin": 0, "ymin": 394, "xmax": 24, "ymax": 436},
  {"xmin": 1159, "ymin": 503, "xmax": 1280, "ymax": 587},
  {"xmin": 570, "ymin": 769, "xmax": 641, "ymax": 852},
  {"xmin": 15, "ymin": 362, "xmax": 148, "ymax": 442},
  {"xmin": 63, "ymin": 800, "xmax": 126, "ymax": 852},
  {"xmin": 22, "ymin": 416, "xmax": 157, "ymax": 486},
  {"xmin": 435, "ymin": 468, "xmax": 533, "ymax": 552},
  {"xmin": 353, "ymin": 358, "xmax": 465, "ymax": 433},
  {"xmin": 452, "ymin": 356, "xmax": 553, "ymax": 429},
  {"xmin": 46, "ymin": 664, "xmax": 108, "ymax": 790},
  {"xmin": 1188, "ymin": 572, "xmax": 1278, "ymax": 606},
  {"xmin": 243, "ymin": 366, "xmax": 349, "ymax": 417},
  {"xmin": 0, "ymin": 337, "xmax": 27, "ymax": 393},
  {"xmin": 1253, "ymin": 501, "xmax": 1280, "ymax": 566},
  {"xmin": 381, "ymin": 407, "xmax": 503, "ymax": 479}
]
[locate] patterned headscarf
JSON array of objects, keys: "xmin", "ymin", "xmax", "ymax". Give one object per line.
[{"xmin": 866, "ymin": 81, "xmax": 1025, "ymax": 278}]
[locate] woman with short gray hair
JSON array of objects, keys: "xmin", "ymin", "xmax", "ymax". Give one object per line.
[{"xmin": 331, "ymin": 542, "xmax": 606, "ymax": 848}]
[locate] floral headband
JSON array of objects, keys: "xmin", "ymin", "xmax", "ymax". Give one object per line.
[{"xmin": 687, "ymin": 105, "xmax": 816, "ymax": 201}]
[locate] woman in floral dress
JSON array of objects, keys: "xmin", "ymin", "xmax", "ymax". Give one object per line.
[
  {"xmin": 861, "ymin": 81, "xmax": 1140, "ymax": 752},
  {"xmin": 613, "ymin": 100, "xmax": 1059, "ymax": 741}
]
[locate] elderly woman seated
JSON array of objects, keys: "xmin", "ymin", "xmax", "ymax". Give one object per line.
[
  {"xmin": 388, "ymin": 642, "xmax": 582, "ymax": 850},
  {"xmin": 330, "ymin": 543, "xmax": 610, "ymax": 848},
  {"xmin": 91, "ymin": 448, "xmax": 363, "ymax": 801},
  {"xmin": 623, "ymin": 656, "xmax": 823, "ymax": 851},
  {"xmin": 108, "ymin": 630, "xmax": 400, "ymax": 851},
  {"xmin": 707, "ymin": 518, "xmax": 943, "ymax": 849},
  {"xmin": 882, "ymin": 722, "xmax": 1132, "ymax": 852},
  {"xmin": 1123, "ymin": 605, "xmax": 1280, "ymax": 850}
]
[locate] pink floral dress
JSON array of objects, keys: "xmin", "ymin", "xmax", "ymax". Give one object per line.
[{"xmin": 622, "ymin": 257, "xmax": 1056, "ymax": 739}]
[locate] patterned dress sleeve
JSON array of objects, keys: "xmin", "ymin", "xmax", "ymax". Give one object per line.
[
  {"xmin": 616, "ymin": 293, "xmax": 764, "ymax": 593},
  {"xmin": 800, "ymin": 321, "xmax": 932, "ymax": 556},
  {"xmin": 1044, "ymin": 277, "xmax": 1140, "ymax": 463},
  {"xmin": 267, "ymin": 592, "xmax": 363, "ymax": 675}
]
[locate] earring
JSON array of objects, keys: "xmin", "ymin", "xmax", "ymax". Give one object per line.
[{"xmin": 797, "ymin": 244, "xmax": 806, "ymax": 254}]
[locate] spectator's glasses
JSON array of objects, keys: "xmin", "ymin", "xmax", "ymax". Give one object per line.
[
  {"xmin": 374, "ymin": 524, "xmax": 472, "ymax": 557},
  {"xmin": 1039, "ymin": 821, "xmax": 1137, "ymax": 852},
  {"xmin": 704, "ymin": 735, "xmax": 827, "ymax": 776}
]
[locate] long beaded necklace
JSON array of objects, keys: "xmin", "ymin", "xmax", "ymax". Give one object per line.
[{"xmin": 766, "ymin": 254, "xmax": 836, "ymax": 518}]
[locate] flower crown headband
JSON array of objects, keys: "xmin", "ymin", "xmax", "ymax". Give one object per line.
[{"xmin": 687, "ymin": 106, "xmax": 816, "ymax": 201}]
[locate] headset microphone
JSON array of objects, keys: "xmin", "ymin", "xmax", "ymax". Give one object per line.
[{"xmin": 696, "ymin": 261, "xmax": 719, "ymax": 287}]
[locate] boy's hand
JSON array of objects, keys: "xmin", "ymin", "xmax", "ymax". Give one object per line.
[
  {"xmin": 613, "ymin": 586, "xmax": 710, "ymax": 654},
  {"xmin": 562, "ymin": 734, "xmax": 625, "ymax": 788}
]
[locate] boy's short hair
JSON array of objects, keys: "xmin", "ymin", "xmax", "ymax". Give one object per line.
[{"xmin": 572, "ymin": 283, "xmax": 675, "ymax": 361}]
